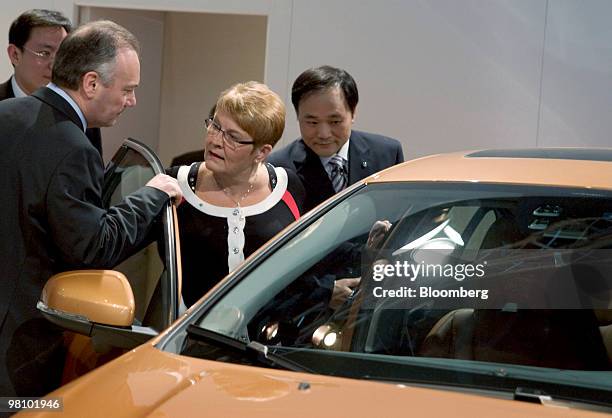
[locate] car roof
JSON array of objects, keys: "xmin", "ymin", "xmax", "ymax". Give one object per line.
[{"xmin": 368, "ymin": 148, "xmax": 612, "ymax": 190}]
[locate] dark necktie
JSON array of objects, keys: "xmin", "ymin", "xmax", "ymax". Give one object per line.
[{"xmin": 329, "ymin": 155, "xmax": 348, "ymax": 192}]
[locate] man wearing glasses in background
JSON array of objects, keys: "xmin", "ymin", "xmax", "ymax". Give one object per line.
[{"xmin": 1, "ymin": 9, "xmax": 103, "ymax": 157}]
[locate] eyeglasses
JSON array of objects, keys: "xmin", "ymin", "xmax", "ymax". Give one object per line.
[
  {"xmin": 205, "ymin": 118, "xmax": 255, "ymax": 149},
  {"xmin": 21, "ymin": 46, "xmax": 55, "ymax": 62}
]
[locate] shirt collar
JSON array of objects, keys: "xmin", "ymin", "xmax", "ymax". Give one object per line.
[
  {"xmin": 47, "ymin": 83, "xmax": 88, "ymax": 132},
  {"xmin": 11, "ymin": 75, "xmax": 28, "ymax": 98}
]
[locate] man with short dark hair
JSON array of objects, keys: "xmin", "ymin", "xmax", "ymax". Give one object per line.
[
  {"xmin": 269, "ymin": 65, "xmax": 404, "ymax": 212},
  {"xmin": 0, "ymin": 20, "xmax": 182, "ymax": 397},
  {"xmin": 2, "ymin": 9, "xmax": 71, "ymax": 97},
  {"xmin": 1, "ymin": 9, "xmax": 103, "ymax": 156}
]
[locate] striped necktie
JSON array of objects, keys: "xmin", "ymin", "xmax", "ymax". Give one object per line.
[{"xmin": 329, "ymin": 155, "xmax": 348, "ymax": 192}]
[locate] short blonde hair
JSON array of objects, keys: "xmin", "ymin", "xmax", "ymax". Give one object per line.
[{"xmin": 215, "ymin": 81, "xmax": 285, "ymax": 148}]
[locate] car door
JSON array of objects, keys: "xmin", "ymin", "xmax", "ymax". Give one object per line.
[
  {"xmin": 102, "ymin": 137, "xmax": 181, "ymax": 333},
  {"xmin": 38, "ymin": 138, "xmax": 181, "ymax": 354}
]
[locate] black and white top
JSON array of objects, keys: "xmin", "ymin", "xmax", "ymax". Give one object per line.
[{"xmin": 169, "ymin": 162, "xmax": 305, "ymax": 307}]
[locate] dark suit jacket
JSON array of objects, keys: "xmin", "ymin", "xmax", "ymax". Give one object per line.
[
  {"xmin": 268, "ymin": 130, "xmax": 404, "ymax": 212},
  {"xmin": 0, "ymin": 78, "xmax": 14, "ymax": 99},
  {"xmin": 0, "ymin": 87, "xmax": 170, "ymax": 396},
  {"xmin": 0, "ymin": 78, "xmax": 103, "ymax": 157}
]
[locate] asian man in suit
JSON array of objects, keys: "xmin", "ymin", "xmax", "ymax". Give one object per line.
[
  {"xmin": 1, "ymin": 9, "xmax": 103, "ymax": 157},
  {"xmin": 268, "ymin": 65, "xmax": 404, "ymax": 305},
  {"xmin": 0, "ymin": 20, "xmax": 181, "ymax": 397},
  {"xmin": 268, "ymin": 65, "xmax": 404, "ymax": 212}
]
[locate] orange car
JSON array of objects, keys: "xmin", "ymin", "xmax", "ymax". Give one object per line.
[{"xmin": 19, "ymin": 144, "xmax": 612, "ymax": 416}]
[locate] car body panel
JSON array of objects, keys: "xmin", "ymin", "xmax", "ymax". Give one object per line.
[{"xmin": 21, "ymin": 343, "xmax": 610, "ymax": 418}]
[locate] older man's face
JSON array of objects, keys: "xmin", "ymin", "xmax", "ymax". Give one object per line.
[
  {"xmin": 88, "ymin": 48, "xmax": 140, "ymax": 128},
  {"xmin": 9, "ymin": 26, "xmax": 67, "ymax": 94}
]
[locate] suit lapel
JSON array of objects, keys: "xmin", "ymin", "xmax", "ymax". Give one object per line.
[
  {"xmin": 295, "ymin": 141, "xmax": 334, "ymax": 188},
  {"xmin": 348, "ymin": 130, "xmax": 372, "ymax": 184},
  {"xmin": 293, "ymin": 140, "xmax": 335, "ymax": 206},
  {"xmin": 31, "ymin": 87, "xmax": 84, "ymax": 131}
]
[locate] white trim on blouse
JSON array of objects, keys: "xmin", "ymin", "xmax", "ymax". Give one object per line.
[{"xmin": 177, "ymin": 164, "xmax": 289, "ymax": 271}]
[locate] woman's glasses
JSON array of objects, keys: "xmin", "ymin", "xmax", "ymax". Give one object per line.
[{"xmin": 205, "ymin": 118, "xmax": 255, "ymax": 150}]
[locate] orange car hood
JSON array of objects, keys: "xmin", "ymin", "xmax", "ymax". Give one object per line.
[{"xmin": 25, "ymin": 343, "xmax": 610, "ymax": 418}]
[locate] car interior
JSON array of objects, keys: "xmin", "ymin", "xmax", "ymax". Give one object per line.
[{"xmin": 243, "ymin": 190, "xmax": 612, "ymax": 371}]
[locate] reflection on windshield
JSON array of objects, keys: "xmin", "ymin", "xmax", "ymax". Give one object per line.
[{"xmin": 192, "ymin": 183, "xmax": 612, "ymax": 403}]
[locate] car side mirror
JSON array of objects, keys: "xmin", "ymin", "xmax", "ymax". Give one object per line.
[
  {"xmin": 38, "ymin": 270, "xmax": 135, "ymax": 333},
  {"xmin": 38, "ymin": 269, "xmax": 159, "ymax": 349},
  {"xmin": 38, "ymin": 270, "xmax": 158, "ymax": 350}
]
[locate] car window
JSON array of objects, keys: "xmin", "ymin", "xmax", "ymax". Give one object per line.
[
  {"xmin": 103, "ymin": 139, "xmax": 179, "ymax": 330},
  {"xmin": 189, "ymin": 182, "xmax": 612, "ymax": 397}
]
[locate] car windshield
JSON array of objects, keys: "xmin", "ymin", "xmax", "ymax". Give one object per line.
[{"xmin": 178, "ymin": 182, "xmax": 612, "ymax": 405}]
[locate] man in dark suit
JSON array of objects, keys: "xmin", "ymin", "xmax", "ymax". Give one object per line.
[
  {"xmin": 0, "ymin": 9, "xmax": 103, "ymax": 157},
  {"xmin": 268, "ymin": 65, "xmax": 404, "ymax": 213},
  {"xmin": 0, "ymin": 20, "xmax": 182, "ymax": 397},
  {"xmin": 268, "ymin": 65, "xmax": 404, "ymax": 306}
]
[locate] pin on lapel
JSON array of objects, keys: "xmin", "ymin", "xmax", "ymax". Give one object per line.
[{"xmin": 361, "ymin": 161, "xmax": 368, "ymax": 168}]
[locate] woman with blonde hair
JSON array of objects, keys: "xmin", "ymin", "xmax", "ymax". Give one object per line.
[{"xmin": 169, "ymin": 81, "xmax": 304, "ymax": 307}]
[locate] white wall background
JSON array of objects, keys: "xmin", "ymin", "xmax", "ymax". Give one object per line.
[
  {"xmin": 1, "ymin": 0, "xmax": 611, "ymax": 164},
  {"xmin": 156, "ymin": 12, "xmax": 266, "ymax": 165},
  {"xmin": 284, "ymin": 0, "xmax": 546, "ymax": 155},
  {"xmin": 539, "ymin": 0, "xmax": 612, "ymax": 148},
  {"xmin": 81, "ymin": 7, "xmax": 165, "ymax": 160}
]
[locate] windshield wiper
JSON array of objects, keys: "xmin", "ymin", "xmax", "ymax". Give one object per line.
[{"xmin": 185, "ymin": 324, "xmax": 311, "ymax": 373}]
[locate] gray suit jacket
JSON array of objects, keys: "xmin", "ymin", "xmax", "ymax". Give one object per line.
[
  {"xmin": 268, "ymin": 130, "xmax": 404, "ymax": 211},
  {"xmin": 0, "ymin": 87, "xmax": 169, "ymax": 396}
]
